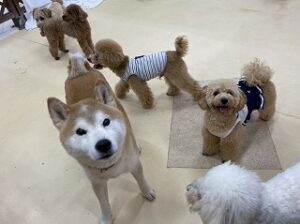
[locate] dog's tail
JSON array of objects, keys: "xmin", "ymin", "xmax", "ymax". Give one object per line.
[
  {"xmin": 175, "ymin": 36, "xmax": 188, "ymax": 57},
  {"xmin": 241, "ymin": 58, "xmax": 273, "ymax": 87},
  {"xmin": 52, "ymin": 0, "xmax": 63, "ymax": 4},
  {"xmin": 68, "ymin": 52, "xmax": 91, "ymax": 80}
]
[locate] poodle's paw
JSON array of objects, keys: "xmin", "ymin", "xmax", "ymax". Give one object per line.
[
  {"xmin": 142, "ymin": 98, "xmax": 154, "ymax": 109},
  {"xmin": 142, "ymin": 188, "xmax": 156, "ymax": 201},
  {"xmin": 166, "ymin": 87, "xmax": 179, "ymax": 96},
  {"xmin": 186, "ymin": 184, "xmax": 201, "ymax": 205},
  {"xmin": 54, "ymin": 57, "xmax": 60, "ymax": 60},
  {"xmin": 202, "ymin": 151, "xmax": 217, "ymax": 156},
  {"xmin": 259, "ymin": 113, "xmax": 273, "ymax": 121}
]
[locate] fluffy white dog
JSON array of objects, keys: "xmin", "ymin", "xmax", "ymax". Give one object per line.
[{"xmin": 186, "ymin": 161, "xmax": 300, "ymax": 224}]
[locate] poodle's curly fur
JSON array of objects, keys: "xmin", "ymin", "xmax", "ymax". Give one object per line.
[
  {"xmin": 186, "ymin": 161, "xmax": 300, "ymax": 224},
  {"xmin": 33, "ymin": 3, "xmax": 94, "ymax": 60},
  {"xmin": 199, "ymin": 59, "xmax": 276, "ymax": 161},
  {"xmin": 89, "ymin": 36, "xmax": 203, "ymax": 109},
  {"xmin": 62, "ymin": 4, "xmax": 94, "ymax": 56}
]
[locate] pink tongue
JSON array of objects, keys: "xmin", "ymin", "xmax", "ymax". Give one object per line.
[{"xmin": 219, "ymin": 107, "xmax": 228, "ymax": 113}]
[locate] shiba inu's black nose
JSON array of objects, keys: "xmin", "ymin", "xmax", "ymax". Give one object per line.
[
  {"xmin": 95, "ymin": 139, "xmax": 112, "ymax": 153},
  {"xmin": 221, "ymin": 98, "xmax": 228, "ymax": 105}
]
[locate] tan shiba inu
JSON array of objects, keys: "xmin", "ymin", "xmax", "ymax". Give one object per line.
[{"xmin": 47, "ymin": 52, "xmax": 155, "ymax": 224}]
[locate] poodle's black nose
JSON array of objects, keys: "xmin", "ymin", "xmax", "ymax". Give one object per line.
[
  {"xmin": 221, "ymin": 98, "xmax": 228, "ymax": 105},
  {"xmin": 95, "ymin": 139, "xmax": 111, "ymax": 153}
]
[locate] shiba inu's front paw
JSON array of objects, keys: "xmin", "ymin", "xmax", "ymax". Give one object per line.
[
  {"xmin": 99, "ymin": 216, "xmax": 113, "ymax": 224},
  {"xmin": 142, "ymin": 188, "xmax": 156, "ymax": 201}
]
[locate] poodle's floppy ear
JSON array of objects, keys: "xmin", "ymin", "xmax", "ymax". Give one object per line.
[
  {"xmin": 237, "ymin": 90, "xmax": 247, "ymax": 111},
  {"xmin": 94, "ymin": 80, "xmax": 117, "ymax": 108},
  {"xmin": 47, "ymin": 97, "xmax": 69, "ymax": 130},
  {"xmin": 198, "ymin": 85, "xmax": 208, "ymax": 110},
  {"xmin": 42, "ymin": 8, "xmax": 52, "ymax": 18},
  {"xmin": 103, "ymin": 52, "xmax": 125, "ymax": 68},
  {"xmin": 78, "ymin": 7, "xmax": 88, "ymax": 22}
]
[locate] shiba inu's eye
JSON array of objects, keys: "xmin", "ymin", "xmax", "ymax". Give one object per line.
[
  {"xmin": 103, "ymin": 118, "xmax": 110, "ymax": 127},
  {"xmin": 76, "ymin": 128, "xmax": 87, "ymax": 136},
  {"xmin": 213, "ymin": 90, "xmax": 220, "ymax": 96}
]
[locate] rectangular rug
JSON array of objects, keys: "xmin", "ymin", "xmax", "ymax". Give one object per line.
[{"xmin": 168, "ymin": 82, "xmax": 281, "ymax": 170}]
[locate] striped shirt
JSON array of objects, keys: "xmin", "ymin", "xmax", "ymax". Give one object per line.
[{"xmin": 122, "ymin": 52, "xmax": 167, "ymax": 81}]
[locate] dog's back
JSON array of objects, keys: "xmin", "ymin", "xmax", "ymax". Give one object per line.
[{"xmin": 66, "ymin": 52, "xmax": 127, "ymax": 115}]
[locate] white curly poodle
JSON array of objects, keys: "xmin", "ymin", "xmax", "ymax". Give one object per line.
[{"xmin": 186, "ymin": 161, "xmax": 300, "ymax": 224}]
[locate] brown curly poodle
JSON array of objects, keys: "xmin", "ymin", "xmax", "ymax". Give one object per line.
[
  {"xmin": 199, "ymin": 58, "xmax": 276, "ymax": 162},
  {"xmin": 33, "ymin": 3, "xmax": 94, "ymax": 60},
  {"xmin": 62, "ymin": 4, "xmax": 94, "ymax": 56},
  {"xmin": 89, "ymin": 36, "xmax": 203, "ymax": 109}
]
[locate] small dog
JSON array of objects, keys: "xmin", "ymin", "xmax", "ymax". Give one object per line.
[
  {"xmin": 62, "ymin": 4, "xmax": 94, "ymax": 56},
  {"xmin": 33, "ymin": 0, "xmax": 68, "ymax": 60},
  {"xmin": 47, "ymin": 53, "xmax": 155, "ymax": 224},
  {"xmin": 186, "ymin": 161, "xmax": 300, "ymax": 224},
  {"xmin": 89, "ymin": 36, "xmax": 203, "ymax": 109},
  {"xmin": 199, "ymin": 59, "xmax": 276, "ymax": 161}
]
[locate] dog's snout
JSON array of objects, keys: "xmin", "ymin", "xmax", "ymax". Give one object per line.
[
  {"xmin": 95, "ymin": 139, "xmax": 111, "ymax": 153},
  {"xmin": 221, "ymin": 98, "xmax": 228, "ymax": 105}
]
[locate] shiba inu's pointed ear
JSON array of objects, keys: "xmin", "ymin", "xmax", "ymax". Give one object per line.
[
  {"xmin": 47, "ymin": 97, "xmax": 69, "ymax": 130},
  {"xmin": 94, "ymin": 81, "xmax": 117, "ymax": 107}
]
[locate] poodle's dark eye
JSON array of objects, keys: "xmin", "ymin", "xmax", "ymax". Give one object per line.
[
  {"xmin": 103, "ymin": 118, "xmax": 110, "ymax": 127},
  {"xmin": 76, "ymin": 128, "xmax": 87, "ymax": 136},
  {"xmin": 40, "ymin": 17, "xmax": 44, "ymax": 21},
  {"xmin": 227, "ymin": 90, "xmax": 234, "ymax": 95},
  {"xmin": 213, "ymin": 90, "xmax": 220, "ymax": 96}
]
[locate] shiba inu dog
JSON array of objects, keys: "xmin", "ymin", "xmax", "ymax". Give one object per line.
[{"xmin": 47, "ymin": 52, "xmax": 155, "ymax": 224}]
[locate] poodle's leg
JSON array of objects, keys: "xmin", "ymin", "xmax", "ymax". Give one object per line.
[
  {"xmin": 47, "ymin": 37, "xmax": 60, "ymax": 60},
  {"xmin": 220, "ymin": 125, "xmax": 242, "ymax": 162},
  {"xmin": 165, "ymin": 71, "xmax": 202, "ymax": 101},
  {"xmin": 58, "ymin": 34, "xmax": 69, "ymax": 53},
  {"xmin": 131, "ymin": 160, "xmax": 156, "ymax": 201},
  {"xmin": 259, "ymin": 82, "xmax": 276, "ymax": 121},
  {"xmin": 127, "ymin": 75, "xmax": 154, "ymax": 109},
  {"xmin": 115, "ymin": 79, "xmax": 130, "ymax": 99},
  {"xmin": 78, "ymin": 39, "xmax": 93, "ymax": 56},
  {"xmin": 164, "ymin": 76, "xmax": 180, "ymax": 96},
  {"xmin": 202, "ymin": 127, "xmax": 220, "ymax": 156}
]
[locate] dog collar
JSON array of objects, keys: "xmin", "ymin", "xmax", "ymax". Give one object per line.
[{"xmin": 86, "ymin": 162, "xmax": 116, "ymax": 173}]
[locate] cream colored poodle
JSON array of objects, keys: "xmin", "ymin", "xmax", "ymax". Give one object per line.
[{"xmin": 199, "ymin": 58, "xmax": 276, "ymax": 162}]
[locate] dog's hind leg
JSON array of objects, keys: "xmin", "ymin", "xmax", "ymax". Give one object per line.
[
  {"xmin": 202, "ymin": 127, "xmax": 220, "ymax": 156},
  {"xmin": 115, "ymin": 79, "xmax": 130, "ymax": 99},
  {"xmin": 131, "ymin": 160, "xmax": 156, "ymax": 201},
  {"xmin": 127, "ymin": 75, "xmax": 154, "ymax": 109},
  {"xmin": 87, "ymin": 35, "xmax": 95, "ymax": 53},
  {"xmin": 164, "ymin": 76, "xmax": 180, "ymax": 96},
  {"xmin": 78, "ymin": 38, "xmax": 93, "ymax": 56},
  {"xmin": 58, "ymin": 34, "xmax": 69, "ymax": 53},
  {"xmin": 91, "ymin": 180, "xmax": 113, "ymax": 224}
]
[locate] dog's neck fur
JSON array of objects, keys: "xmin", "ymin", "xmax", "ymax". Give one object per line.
[
  {"xmin": 109, "ymin": 56, "xmax": 129, "ymax": 78},
  {"xmin": 204, "ymin": 110, "xmax": 237, "ymax": 135}
]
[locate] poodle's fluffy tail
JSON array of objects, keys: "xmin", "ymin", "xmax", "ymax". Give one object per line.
[
  {"xmin": 241, "ymin": 58, "xmax": 273, "ymax": 87},
  {"xmin": 52, "ymin": 0, "xmax": 63, "ymax": 4},
  {"xmin": 175, "ymin": 36, "xmax": 188, "ymax": 57},
  {"xmin": 68, "ymin": 52, "xmax": 91, "ymax": 79},
  {"xmin": 186, "ymin": 162, "xmax": 263, "ymax": 224}
]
